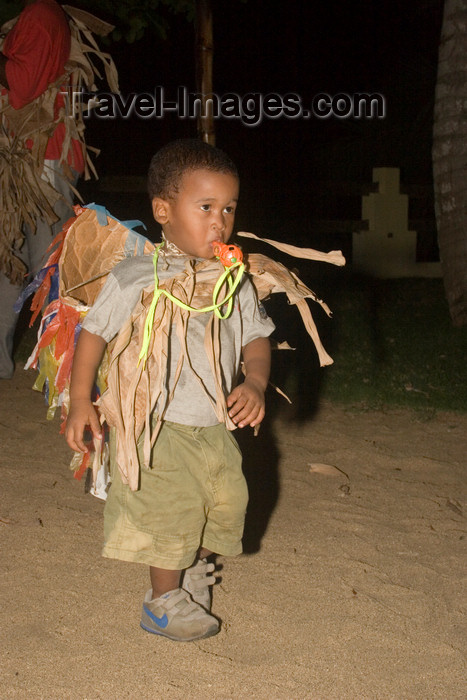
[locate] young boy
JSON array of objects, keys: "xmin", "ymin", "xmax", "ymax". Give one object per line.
[{"xmin": 65, "ymin": 139, "xmax": 275, "ymax": 642}]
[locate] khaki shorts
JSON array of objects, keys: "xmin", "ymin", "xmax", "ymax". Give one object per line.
[{"xmin": 102, "ymin": 421, "xmax": 248, "ymax": 570}]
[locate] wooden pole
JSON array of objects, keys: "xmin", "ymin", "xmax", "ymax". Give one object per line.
[{"xmin": 195, "ymin": 0, "xmax": 215, "ymax": 145}]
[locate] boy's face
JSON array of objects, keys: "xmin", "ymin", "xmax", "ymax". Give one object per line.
[{"xmin": 152, "ymin": 168, "xmax": 239, "ymax": 259}]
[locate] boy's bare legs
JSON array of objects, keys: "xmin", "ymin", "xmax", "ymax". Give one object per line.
[
  {"xmin": 150, "ymin": 567, "xmax": 182, "ymax": 599},
  {"xmin": 150, "ymin": 548, "xmax": 213, "ymax": 599}
]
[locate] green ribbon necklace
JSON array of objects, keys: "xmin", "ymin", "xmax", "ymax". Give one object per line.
[{"xmin": 138, "ymin": 243, "xmax": 245, "ymax": 367}]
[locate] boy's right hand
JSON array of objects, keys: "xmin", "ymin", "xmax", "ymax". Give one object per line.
[{"xmin": 65, "ymin": 399, "xmax": 102, "ymax": 453}]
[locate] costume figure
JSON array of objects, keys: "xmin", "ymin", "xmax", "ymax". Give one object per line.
[
  {"xmin": 0, "ymin": 0, "xmax": 118, "ymax": 378},
  {"xmin": 23, "ymin": 140, "xmax": 345, "ymax": 642}
]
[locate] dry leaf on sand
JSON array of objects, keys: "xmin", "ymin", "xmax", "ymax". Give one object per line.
[{"xmin": 308, "ymin": 463, "xmax": 349, "ymax": 480}]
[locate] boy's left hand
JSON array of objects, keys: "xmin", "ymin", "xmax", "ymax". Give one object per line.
[{"xmin": 227, "ymin": 377, "xmax": 265, "ymax": 429}]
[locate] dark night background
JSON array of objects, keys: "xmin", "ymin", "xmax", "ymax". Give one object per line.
[{"xmin": 79, "ymin": 0, "xmax": 445, "ymax": 256}]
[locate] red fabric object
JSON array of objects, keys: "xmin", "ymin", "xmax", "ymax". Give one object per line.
[{"xmin": 3, "ymin": 0, "xmax": 85, "ymax": 173}]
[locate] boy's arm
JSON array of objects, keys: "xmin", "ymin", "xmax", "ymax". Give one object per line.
[
  {"xmin": 65, "ymin": 329, "xmax": 107, "ymax": 453},
  {"xmin": 227, "ymin": 336, "xmax": 271, "ymax": 429}
]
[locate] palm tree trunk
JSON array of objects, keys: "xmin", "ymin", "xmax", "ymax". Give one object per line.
[
  {"xmin": 195, "ymin": 0, "xmax": 215, "ymax": 145},
  {"xmin": 433, "ymin": 0, "xmax": 467, "ymax": 326}
]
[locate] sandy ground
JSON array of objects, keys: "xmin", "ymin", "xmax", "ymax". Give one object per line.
[{"xmin": 0, "ymin": 365, "xmax": 466, "ymax": 699}]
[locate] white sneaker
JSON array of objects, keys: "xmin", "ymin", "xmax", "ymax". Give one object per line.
[
  {"xmin": 182, "ymin": 558, "xmax": 216, "ymax": 610},
  {"xmin": 140, "ymin": 587, "xmax": 219, "ymax": 641}
]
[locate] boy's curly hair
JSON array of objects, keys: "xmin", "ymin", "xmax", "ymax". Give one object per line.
[{"xmin": 147, "ymin": 138, "xmax": 238, "ymax": 200}]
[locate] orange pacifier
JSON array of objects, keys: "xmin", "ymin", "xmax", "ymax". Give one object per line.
[{"xmin": 212, "ymin": 241, "xmax": 243, "ymax": 267}]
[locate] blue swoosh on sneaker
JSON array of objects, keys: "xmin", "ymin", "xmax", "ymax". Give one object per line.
[{"xmin": 143, "ymin": 604, "xmax": 169, "ymax": 629}]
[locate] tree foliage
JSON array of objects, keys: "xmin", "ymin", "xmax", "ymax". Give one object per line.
[
  {"xmin": 78, "ymin": 0, "xmax": 196, "ymax": 43},
  {"xmin": 0, "ymin": 1, "xmax": 196, "ymax": 43}
]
